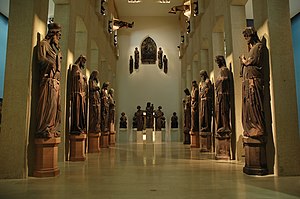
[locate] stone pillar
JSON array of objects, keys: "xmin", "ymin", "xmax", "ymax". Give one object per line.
[
  {"xmin": 53, "ymin": 1, "xmax": 73, "ymax": 162},
  {"xmin": 0, "ymin": 0, "xmax": 49, "ymax": 179},
  {"xmin": 253, "ymin": 0, "xmax": 300, "ymax": 176},
  {"xmin": 228, "ymin": 4, "xmax": 247, "ymax": 161}
]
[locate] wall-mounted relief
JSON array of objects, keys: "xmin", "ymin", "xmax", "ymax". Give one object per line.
[{"xmin": 141, "ymin": 37, "xmax": 157, "ymax": 64}]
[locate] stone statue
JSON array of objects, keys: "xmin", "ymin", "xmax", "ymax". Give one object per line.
[
  {"xmin": 135, "ymin": 105, "xmax": 144, "ymax": 131},
  {"xmin": 113, "ymin": 19, "xmax": 134, "ymax": 29},
  {"xmin": 215, "ymin": 56, "xmax": 231, "ymax": 136},
  {"xmin": 70, "ymin": 55, "xmax": 88, "ymax": 135},
  {"xmin": 158, "ymin": 47, "xmax": 163, "ymax": 69},
  {"xmin": 119, "ymin": 112, "xmax": 127, "ymax": 128},
  {"xmin": 191, "ymin": 80, "xmax": 199, "ymax": 132},
  {"xmin": 108, "ymin": 88, "xmax": 116, "ymax": 129},
  {"xmin": 183, "ymin": 88, "xmax": 191, "ymax": 144},
  {"xmin": 239, "ymin": 27, "xmax": 265, "ymax": 138},
  {"xmin": 163, "ymin": 55, "xmax": 168, "ymax": 74},
  {"xmin": 88, "ymin": 70, "xmax": 101, "ymax": 133},
  {"xmin": 134, "ymin": 47, "xmax": 139, "ymax": 69},
  {"xmin": 155, "ymin": 106, "xmax": 164, "ymax": 131},
  {"xmin": 129, "ymin": 55, "xmax": 133, "ymax": 74},
  {"xmin": 36, "ymin": 22, "xmax": 62, "ymax": 138},
  {"xmin": 101, "ymin": 82, "xmax": 110, "ymax": 132},
  {"xmin": 146, "ymin": 102, "xmax": 154, "ymax": 128},
  {"xmin": 171, "ymin": 112, "xmax": 178, "ymax": 128},
  {"xmin": 199, "ymin": 70, "xmax": 213, "ymax": 132}
]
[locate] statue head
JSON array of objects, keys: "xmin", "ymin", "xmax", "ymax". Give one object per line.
[
  {"xmin": 184, "ymin": 88, "xmax": 190, "ymax": 96},
  {"xmin": 137, "ymin": 105, "xmax": 141, "ymax": 110},
  {"xmin": 215, "ymin": 55, "xmax": 226, "ymax": 68},
  {"xmin": 242, "ymin": 27, "xmax": 260, "ymax": 44},
  {"xmin": 108, "ymin": 88, "xmax": 114, "ymax": 95},
  {"xmin": 75, "ymin": 55, "xmax": 87, "ymax": 69},
  {"xmin": 46, "ymin": 22, "xmax": 62, "ymax": 49},
  {"xmin": 102, "ymin": 81, "xmax": 110, "ymax": 89},
  {"xmin": 158, "ymin": 106, "xmax": 162, "ymax": 110},
  {"xmin": 121, "ymin": 112, "xmax": 125, "ymax": 116},
  {"xmin": 199, "ymin": 70, "xmax": 208, "ymax": 81}
]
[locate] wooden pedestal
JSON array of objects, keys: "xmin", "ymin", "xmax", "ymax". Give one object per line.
[
  {"xmin": 190, "ymin": 131, "xmax": 199, "ymax": 148},
  {"xmin": 243, "ymin": 137, "xmax": 268, "ymax": 175},
  {"xmin": 215, "ymin": 136, "xmax": 231, "ymax": 160},
  {"xmin": 33, "ymin": 137, "xmax": 61, "ymax": 177},
  {"xmin": 109, "ymin": 131, "xmax": 116, "ymax": 146},
  {"xmin": 199, "ymin": 132, "xmax": 212, "ymax": 152},
  {"xmin": 100, "ymin": 132, "xmax": 109, "ymax": 148},
  {"xmin": 183, "ymin": 128, "xmax": 190, "ymax": 144},
  {"xmin": 69, "ymin": 134, "xmax": 86, "ymax": 161},
  {"xmin": 88, "ymin": 133, "xmax": 100, "ymax": 153}
]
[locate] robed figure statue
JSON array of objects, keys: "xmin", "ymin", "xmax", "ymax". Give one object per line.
[
  {"xmin": 70, "ymin": 55, "xmax": 88, "ymax": 135},
  {"xmin": 88, "ymin": 70, "xmax": 101, "ymax": 133},
  {"xmin": 36, "ymin": 23, "xmax": 62, "ymax": 138}
]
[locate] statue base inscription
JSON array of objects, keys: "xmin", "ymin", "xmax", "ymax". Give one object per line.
[
  {"xmin": 69, "ymin": 134, "xmax": 86, "ymax": 161},
  {"xmin": 190, "ymin": 131, "xmax": 200, "ymax": 148},
  {"xmin": 100, "ymin": 132, "xmax": 109, "ymax": 148},
  {"xmin": 199, "ymin": 132, "xmax": 212, "ymax": 152},
  {"xmin": 215, "ymin": 135, "xmax": 231, "ymax": 160},
  {"xmin": 33, "ymin": 137, "xmax": 61, "ymax": 177},
  {"xmin": 243, "ymin": 137, "xmax": 268, "ymax": 175},
  {"xmin": 88, "ymin": 133, "xmax": 100, "ymax": 153}
]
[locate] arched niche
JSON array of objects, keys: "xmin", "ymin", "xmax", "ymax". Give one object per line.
[{"xmin": 141, "ymin": 36, "xmax": 157, "ymax": 64}]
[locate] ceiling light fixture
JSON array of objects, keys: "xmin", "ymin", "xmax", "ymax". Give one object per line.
[
  {"xmin": 128, "ymin": 0, "xmax": 141, "ymax": 3},
  {"xmin": 159, "ymin": 0, "xmax": 170, "ymax": 3}
]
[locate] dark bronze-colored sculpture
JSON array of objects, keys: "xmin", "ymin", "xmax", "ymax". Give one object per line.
[
  {"xmin": 134, "ymin": 47, "xmax": 139, "ymax": 69},
  {"xmin": 158, "ymin": 47, "xmax": 163, "ymax": 69},
  {"xmin": 70, "ymin": 55, "xmax": 88, "ymax": 135},
  {"xmin": 183, "ymin": 88, "xmax": 191, "ymax": 144},
  {"xmin": 101, "ymin": 82, "xmax": 110, "ymax": 132},
  {"xmin": 171, "ymin": 112, "xmax": 178, "ymax": 128},
  {"xmin": 163, "ymin": 55, "xmax": 168, "ymax": 74},
  {"xmin": 199, "ymin": 70, "xmax": 213, "ymax": 132},
  {"xmin": 146, "ymin": 102, "xmax": 154, "ymax": 128},
  {"xmin": 129, "ymin": 55, "xmax": 133, "ymax": 74},
  {"xmin": 215, "ymin": 55, "xmax": 232, "ymax": 160},
  {"xmin": 88, "ymin": 70, "xmax": 101, "ymax": 133},
  {"xmin": 155, "ymin": 106, "xmax": 164, "ymax": 131},
  {"xmin": 215, "ymin": 56, "xmax": 231, "ymax": 135},
  {"xmin": 240, "ymin": 27, "xmax": 265, "ymax": 138},
  {"xmin": 36, "ymin": 22, "xmax": 62, "ymax": 138},
  {"xmin": 119, "ymin": 112, "xmax": 127, "ymax": 128},
  {"xmin": 113, "ymin": 19, "xmax": 134, "ymax": 29},
  {"xmin": 108, "ymin": 88, "xmax": 116, "ymax": 129},
  {"xmin": 191, "ymin": 80, "xmax": 199, "ymax": 132},
  {"xmin": 135, "ymin": 105, "xmax": 144, "ymax": 131},
  {"xmin": 240, "ymin": 27, "xmax": 268, "ymax": 175}
]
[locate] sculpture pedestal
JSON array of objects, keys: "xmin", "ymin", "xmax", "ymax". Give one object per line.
[
  {"xmin": 199, "ymin": 132, "xmax": 212, "ymax": 152},
  {"xmin": 33, "ymin": 137, "xmax": 61, "ymax": 177},
  {"xmin": 136, "ymin": 131, "xmax": 143, "ymax": 144},
  {"xmin": 190, "ymin": 131, "xmax": 199, "ymax": 148},
  {"xmin": 170, "ymin": 128, "xmax": 179, "ymax": 142},
  {"xmin": 243, "ymin": 137, "xmax": 268, "ymax": 175},
  {"xmin": 69, "ymin": 134, "xmax": 86, "ymax": 161},
  {"xmin": 155, "ymin": 131, "xmax": 162, "ymax": 144},
  {"xmin": 109, "ymin": 131, "xmax": 116, "ymax": 146},
  {"xmin": 100, "ymin": 132, "xmax": 109, "ymax": 148},
  {"xmin": 146, "ymin": 128, "xmax": 153, "ymax": 143},
  {"xmin": 88, "ymin": 133, "xmax": 100, "ymax": 153},
  {"xmin": 183, "ymin": 128, "xmax": 190, "ymax": 144},
  {"xmin": 215, "ymin": 135, "xmax": 231, "ymax": 160},
  {"xmin": 118, "ymin": 128, "xmax": 128, "ymax": 143}
]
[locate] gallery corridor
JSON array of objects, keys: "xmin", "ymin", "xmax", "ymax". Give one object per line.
[{"xmin": 0, "ymin": 142, "xmax": 299, "ymax": 199}]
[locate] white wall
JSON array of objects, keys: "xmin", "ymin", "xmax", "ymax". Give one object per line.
[{"xmin": 116, "ymin": 16, "xmax": 181, "ymax": 131}]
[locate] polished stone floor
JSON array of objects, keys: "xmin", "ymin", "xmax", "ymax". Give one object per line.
[{"xmin": 0, "ymin": 142, "xmax": 299, "ymax": 199}]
